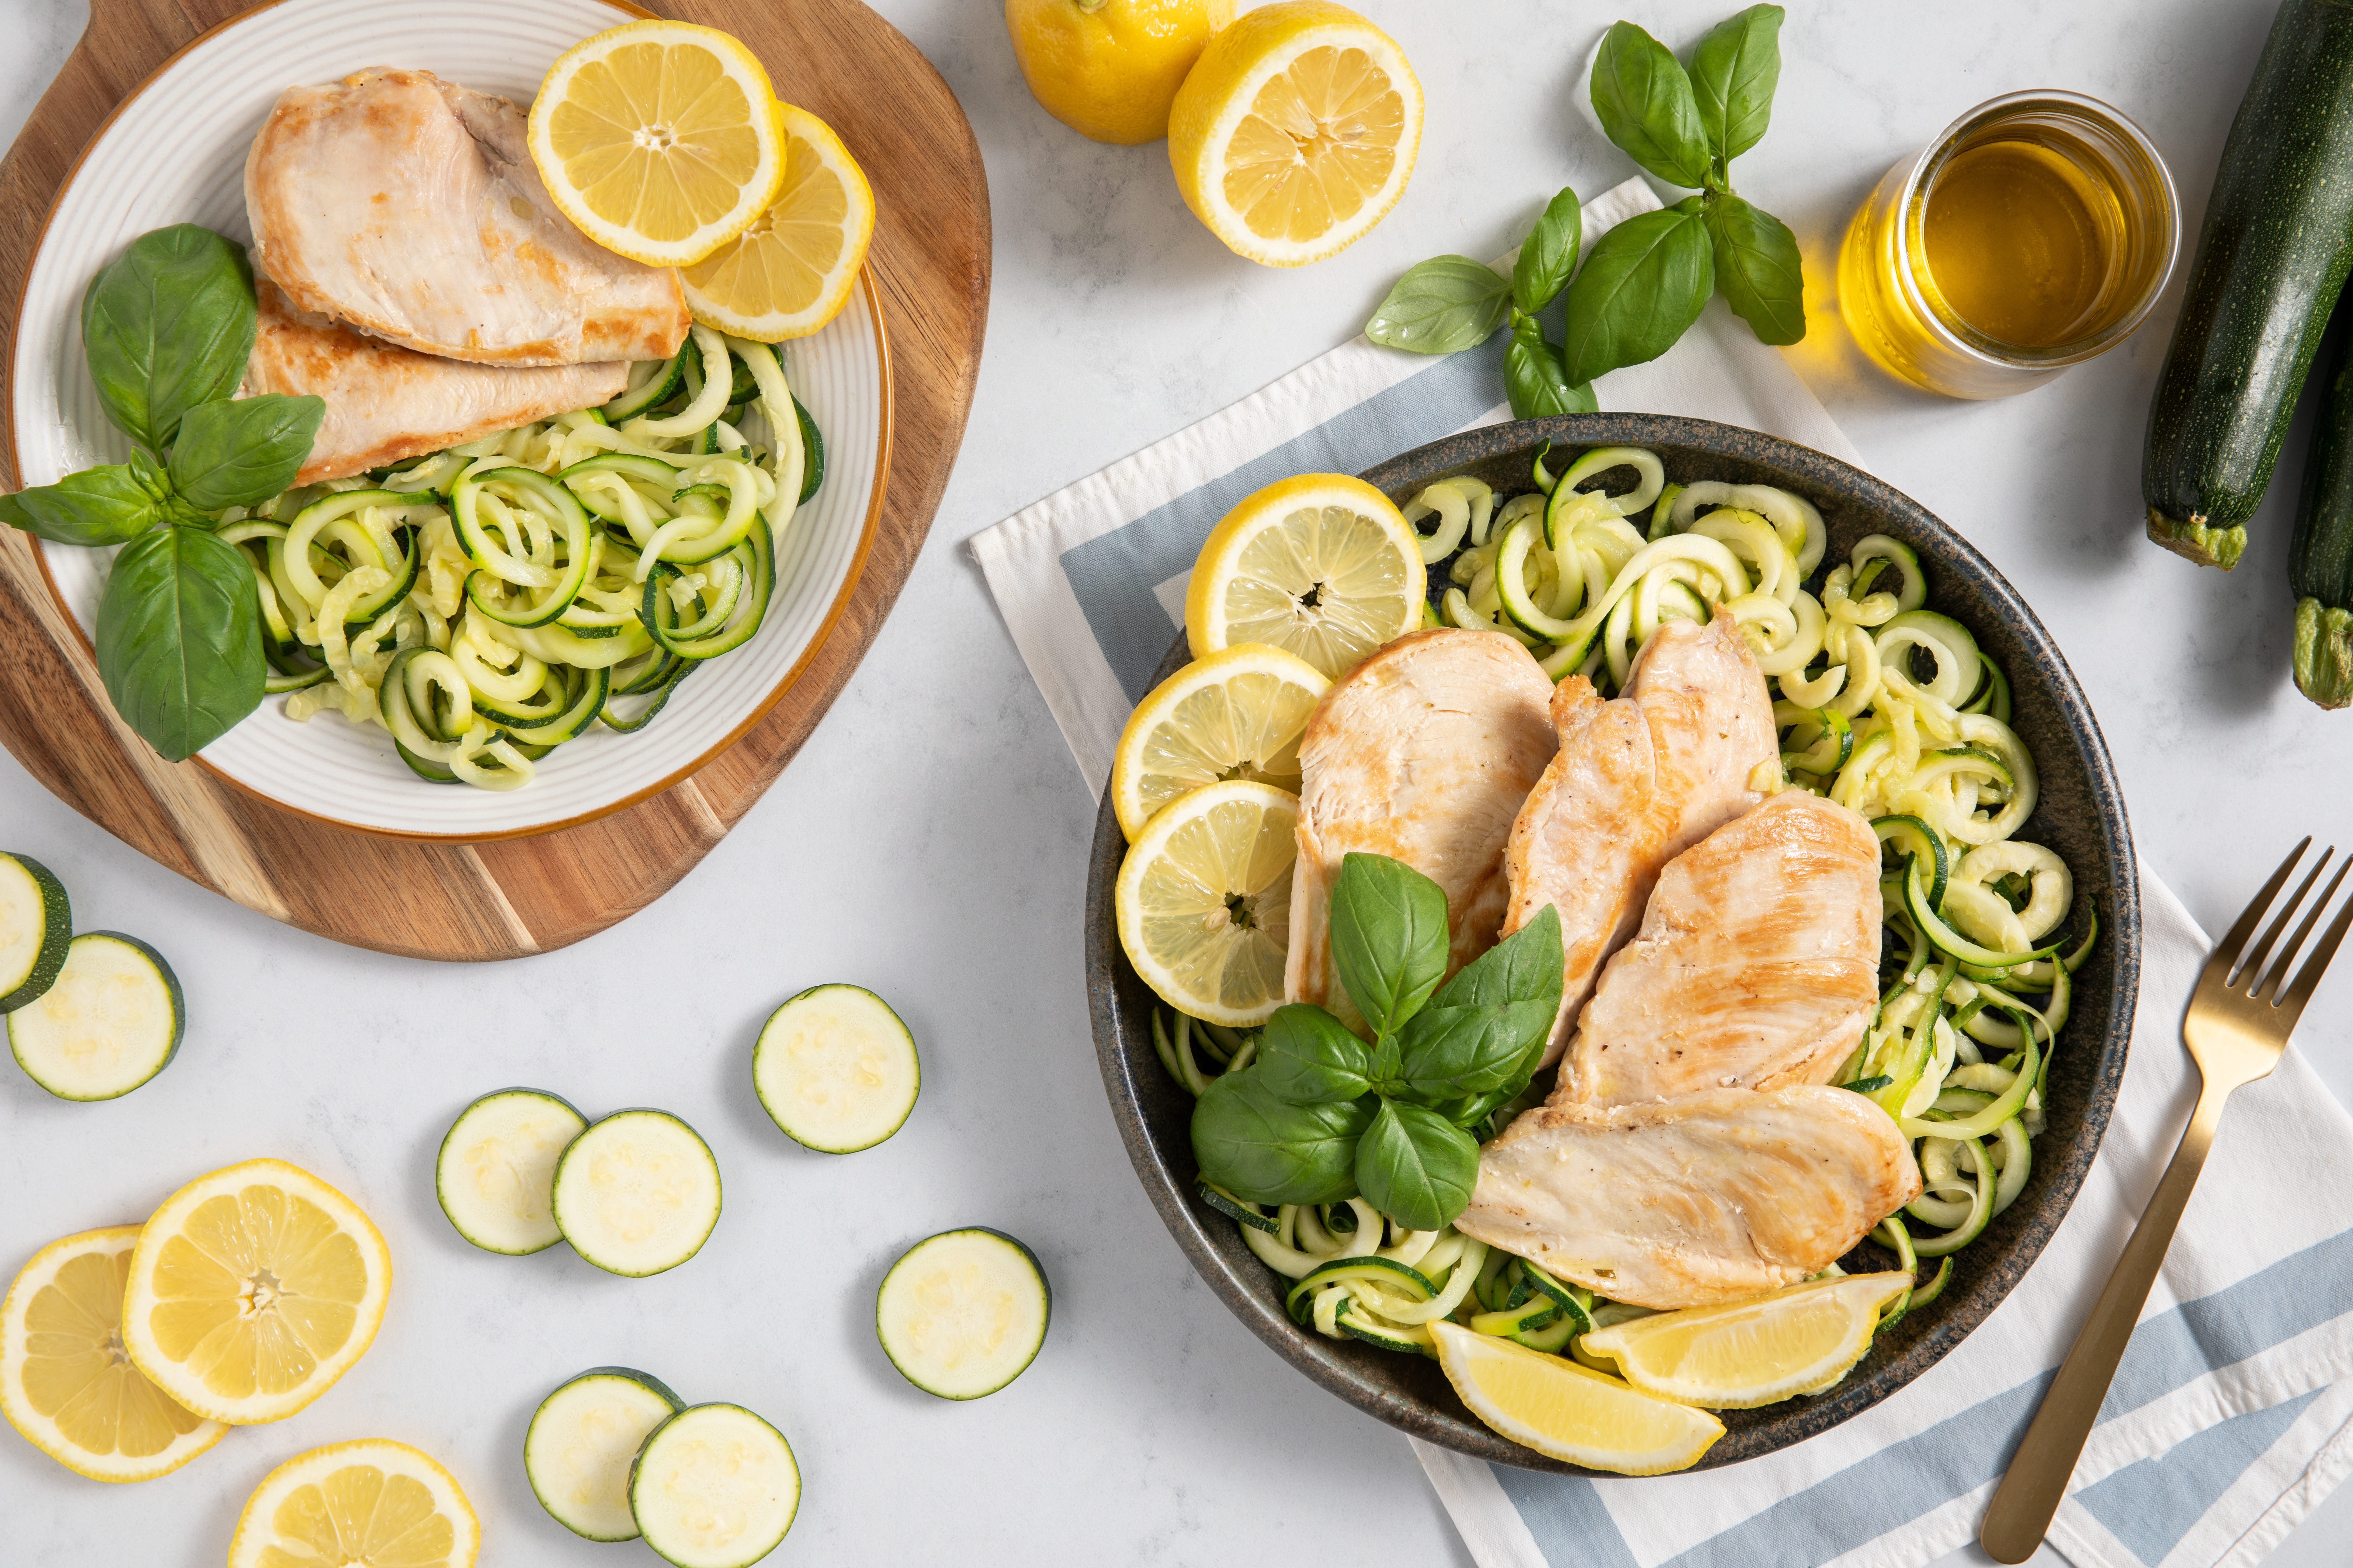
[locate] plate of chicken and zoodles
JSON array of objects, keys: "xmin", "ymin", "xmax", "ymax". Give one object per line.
[
  {"xmin": 1083, "ymin": 413, "xmax": 2140, "ymax": 1475},
  {"xmin": 2, "ymin": 1, "xmax": 888, "ymax": 839}
]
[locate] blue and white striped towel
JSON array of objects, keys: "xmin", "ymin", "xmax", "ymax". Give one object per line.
[{"xmin": 967, "ymin": 177, "xmax": 2353, "ymax": 1568}]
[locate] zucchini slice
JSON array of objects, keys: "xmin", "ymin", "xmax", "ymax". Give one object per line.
[
  {"xmin": 7, "ymin": 932, "xmax": 182, "ymax": 1100},
  {"xmin": 0, "ymin": 852, "xmax": 70, "ymax": 1013},
  {"xmin": 526, "ymin": 1366, "xmax": 684, "ymax": 1542},
  {"xmin": 752, "ymin": 985, "xmax": 919, "ymax": 1154},
  {"xmin": 875, "ymin": 1229, "xmax": 1051, "ymax": 1399},
  {"xmin": 552, "ymin": 1110, "xmax": 722, "ymax": 1277},
  {"xmin": 630, "ymin": 1403, "xmax": 800, "ymax": 1568},
  {"xmin": 435, "ymin": 1088, "xmax": 588, "ymax": 1255}
]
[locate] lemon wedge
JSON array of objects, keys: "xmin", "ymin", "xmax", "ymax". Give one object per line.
[
  {"xmin": 122, "ymin": 1158, "xmax": 392, "ymax": 1426},
  {"xmin": 529, "ymin": 20, "xmax": 787, "ymax": 267},
  {"xmin": 1185, "ymin": 472, "xmax": 1426, "ymax": 678},
  {"xmin": 1115, "ymin": 779, "xmax": 1297, "ymax": 1025},
  {"xmin": 0, "ymin": 1226, "xmax": 227, "ymax": 1482},
  {"xmin": 1579, "ymin": 1273, "xmax": 1915, "ymax": 1409},
  {"xmin": 1111, "ymin": 642, "xmax": 1331, "ymax": 841},
  {"xmin": 682, "ymin": 101, "xmax": 877, "ymax": 341},
  {"xmin": 1431, "ymin": 1321, "xmax": 1724, "ymax": 1475},
  {"xmin": 1167, "ymin": 0, "xmax": 1423, "ymax": 266},
  {"xmin": 229, "ymin": 1439, "xmax": 479, "ymax": 1568}
]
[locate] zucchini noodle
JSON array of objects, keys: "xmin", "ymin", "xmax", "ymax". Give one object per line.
[
  {"xmin": 1152, "ymin": 446, "xmax": 2097, "ymax": 1364},
  {"xmin": 219, "ymin": 327, "xmax": 816, "ymax": 790}
]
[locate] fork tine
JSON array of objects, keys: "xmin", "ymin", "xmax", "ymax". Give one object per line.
[
  {"xmin": 2217, "ymin": 838, "xmax": 2314, "ymax": 976},
  {"xmin": 2275, "ymin": 863, "xmax": 2353, "ymax": 1022},
  {"xmin": 2233, "ymin": 845, "xmax": 2331, "ymax": 989},
  {"xmin": 2261, "ymin": 854, "xmax": 2353, "ymax": 1002}
]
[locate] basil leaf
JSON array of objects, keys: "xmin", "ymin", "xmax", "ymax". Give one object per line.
[
  {"xmin": 80, "ymin": 226, "xmax": 256, "ymax": 453},
  {"xmin": 94, "ymin": 524, "xmax": 265, "ymax": 762},
  {"xmin": 0, "ymin": 452, "xmax": 172, "ymax": 546},
  {"xmin": 1689, "ymin": 4, "xmax": 1785, "ymax": 167},
  {"xmin": 1394, "ymin": 907, "xmax": 1566, "ymax": 1101},
  {"xmin": 1366, "ymin": 256, "xmax": 1512, "ymax": 354},
  {"xmin": 1330, "ymin": 852, "xmax": 1451, "ymax": 1039},
  {"xmin": 1255, "ymin": 1004, "xmax": 1375, "ymax": 1104},
  {"xmin": 1707, "ymin": 193, "xmax": 1807, "ymax": 346},
  {"xmin": 1511, "ymin": 188, "xmax": 1584, "ymax": 315},
  {"xmin": 1190, "ymin": 1071, "xmax": 1375, "ymax": 1206},
  {"xmin": 167, "ymin": 395, "xmax": 325, "ymax": 512},
  {"xmin": 1589, "ymin": 21, "xmax": 1712, "ymax": 189},
  {"xmin": 1561, "ymin": 198, "xmax": 1716, "ymax": 386},
  {"xmin": 1505, "ymin": 313, "xmax": 1598, "ymax": 419},
  {"xmin": 1354, "ymin": 1100, "xmax": 1479, "ymax": 1233}
]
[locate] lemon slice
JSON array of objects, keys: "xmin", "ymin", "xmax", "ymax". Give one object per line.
[
  {"xmin": 1431, "ymin": 1321, "xmax": 1724, "ymax": 1475},
  {"xmin": 1111, "ymin": 643, "xmax": 1331, "ymax": 842},
  {"xmin": 122, "ymin": 1158, "xmax": 392, "ymax": 1426},
  {"xmin": 1579, "ymin": 1273, "xmax": 1915, "ymax": 1410},
  {"xmin": 1167, "ymin": 0, "xmax": 1423, "ymax": 266},
  {"xmin": 229, "ymin": 1438, "xmax": 480, "ymax": 1568},
  {"xmin": 529, "ymin": 20, "xmax": 787, "ymax": 267},
  {"xmin": 1115, "ymin": 779, "xmax": 1297, "ymax": 1026},
  {"xmin": 682, "ymin": 101, "xmax": 876, "ymax": 341},
  {"xmin": 0, "ymin": 1226, "xmax": 227, "ymax": 1482},
  {"xmin": 1185, "ymin": 472, "xmax": 1426, "ymax": 679}
]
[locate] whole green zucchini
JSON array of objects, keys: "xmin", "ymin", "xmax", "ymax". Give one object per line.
[
  {"xmin": 2144, "ymin": 0, "xmax": 2353, "ymax": 572},
  {"xmin": 2290, "ymin": 305, "xmax": 2353, "ymax": 706}
]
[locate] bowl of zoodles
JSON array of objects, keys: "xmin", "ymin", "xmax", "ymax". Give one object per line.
[{"xmin": 1083, "ymin": 413, "xmax": 2140, "ymax": 1473}]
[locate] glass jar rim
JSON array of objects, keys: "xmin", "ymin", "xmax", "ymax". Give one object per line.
[{"xmin": 1890, "ymin": 89, "xmax": 2180, "ymax": 370}]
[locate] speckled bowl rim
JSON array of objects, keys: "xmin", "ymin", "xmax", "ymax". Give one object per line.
[{"xmin": 1083, "ymin": 413, "xmax": 2141, "ymax": 1474}]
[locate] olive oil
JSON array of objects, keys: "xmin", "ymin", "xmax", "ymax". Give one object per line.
[
  {"xmin": 1837, "ymin": 92, "xmax": 2177, "ymax": 399},
  {"xmin": 1922, "ymin": 140, "xmax": 2124, "ymax": 348}
]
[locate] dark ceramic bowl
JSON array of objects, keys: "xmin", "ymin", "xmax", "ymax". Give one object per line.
[{"xmin": 1082, "ymin": 414, "xmax": 2141, "ymax": 1473}]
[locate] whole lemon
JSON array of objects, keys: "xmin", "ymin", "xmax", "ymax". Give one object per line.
[{"xmin": 1005, "ymin": 0, "xmax": 1237, "ymax": 146}]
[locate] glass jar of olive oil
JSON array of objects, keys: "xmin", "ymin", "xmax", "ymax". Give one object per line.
[{"xmin": 1839, "ymin": 91, "xmax": 2178, "ymax": 399}]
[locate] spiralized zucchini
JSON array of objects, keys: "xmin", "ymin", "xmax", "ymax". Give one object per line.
[
  {"xmin": 220, "ymin": 327, "xmax": 815, "ymax": 790},
  {"xmin": 1155, "ymin": 447, "xmax": 2095, "ymax": 1354}
]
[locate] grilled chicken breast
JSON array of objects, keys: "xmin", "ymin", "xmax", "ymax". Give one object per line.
[
  {"xmin": 1502, "ymin": 610, "xmax": 1777, "ymax": 1065},
  {"xmin": 246, "ymin": 68, "xmax": 689, "ymax": 367},
  {"xmin": 1457, "ymin": 1086, "xmax": 1921, "ymax": 1309},
  {"xmin": 242, "ymin": 279, "xmax": 627, "ymax": 484},
  {"xmin": 1560, "ymin": 791, "xmax": 1884, "ymax": 1108},
  {"xmin": 1286, "ymin": 629, "xmax": 1557, "ymax": 1030}
]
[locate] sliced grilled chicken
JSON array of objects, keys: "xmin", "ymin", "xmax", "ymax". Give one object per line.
[
  {"xmin": 246, "ymin": 68, "xmax": 689, "ymax": 367},
  {"xmin": 1286, "ymin": 629, "xmax": 1557, "ymax": 1030},
  {"xmin": 1456, "ymin": 1086, "xmax": 1921, "ymax": 1310},
  {"xmin": 1503, "ymin": 610, "xmax": 1777, "ymax": 1066},
  {"xmin": 242, "ymin": 279, "xmax": 626, "ymax": 484},
  {"xmin": 1559, "ymin": 791, "xmax": 1884, "ymax": 1108}
]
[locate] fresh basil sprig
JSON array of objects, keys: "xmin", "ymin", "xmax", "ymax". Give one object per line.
[
  {"xmin": 1189, "ymin": 853, "xmax": 1564, "ymax": 1233},
  {"xmin": 1362, "ymin": 4, "xmax": 1803, "ymax": 410},
  {"xmin": 1, "ymin": 223, "xmax": 326, "ymax": 762}
]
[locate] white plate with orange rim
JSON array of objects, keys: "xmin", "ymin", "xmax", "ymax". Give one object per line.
[{"xmin": 6, "ymin": 0, "xmax": 889, "ymax": 840}]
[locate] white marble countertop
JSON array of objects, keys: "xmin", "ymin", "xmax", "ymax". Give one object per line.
[{"xmin": 2, "ymin": 1, "xmax": 2349, "ymax": 1564}]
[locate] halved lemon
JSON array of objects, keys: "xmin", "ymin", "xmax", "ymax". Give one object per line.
[
  {"xmin": 1431, "ymin": 1321, "xmax": 1724, "ymax": 1475},
  {"xmin": 1114, "ymin": 779, "xmax": 1297, "ymax": 1026},
  {"xmin": 1167, "ymin": 0, "xmax": 1423, "ymax": 266},
  {"xmin": 682, "ymin": 101, "xmax": 876, "ymax": 341},
  {"xmin": 1579, "ymin": 1273, "xmax": 1915, "ymax": 1410},
  {"xmin": 529, "ymin": 20, "xmax": 787, "ymax": 267},
  {"xmin": 1185, "ymin": 472, "xmax": 1426, "ymax": 678},
  {"xmin": 122, "ymin": 1159, "xmax": 392, "ymax": 1426},
  {"xmin": 0, "ymin": 1226, "xmax": 227, "ymax": 1482},
  {"xmin": 1111, "ymin": 643, "xmax": 1331, "ymax": 841},
  {"xmin": 228, "ymin": 1438, "xmax": 479, "ymax": 1568}
]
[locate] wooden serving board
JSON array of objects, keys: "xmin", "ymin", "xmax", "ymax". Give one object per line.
[{"xmin": 0, "ymin": 0, "xmax": 988, "ymax": 960}]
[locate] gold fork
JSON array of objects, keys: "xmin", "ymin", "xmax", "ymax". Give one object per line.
[{"xmin": 1981, "ymin": 838, "xmax": 2353, "ymax": 1564}]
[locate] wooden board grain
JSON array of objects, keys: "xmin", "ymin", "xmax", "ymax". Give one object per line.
[{"xmin": 0, "ymin": 0, "xmax": 988, "ymax": 960}]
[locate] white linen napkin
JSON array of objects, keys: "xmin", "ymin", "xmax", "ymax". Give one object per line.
[{"xmin": 966, "ymin": 177, "xmax": 2353, "ymax": 1568}]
